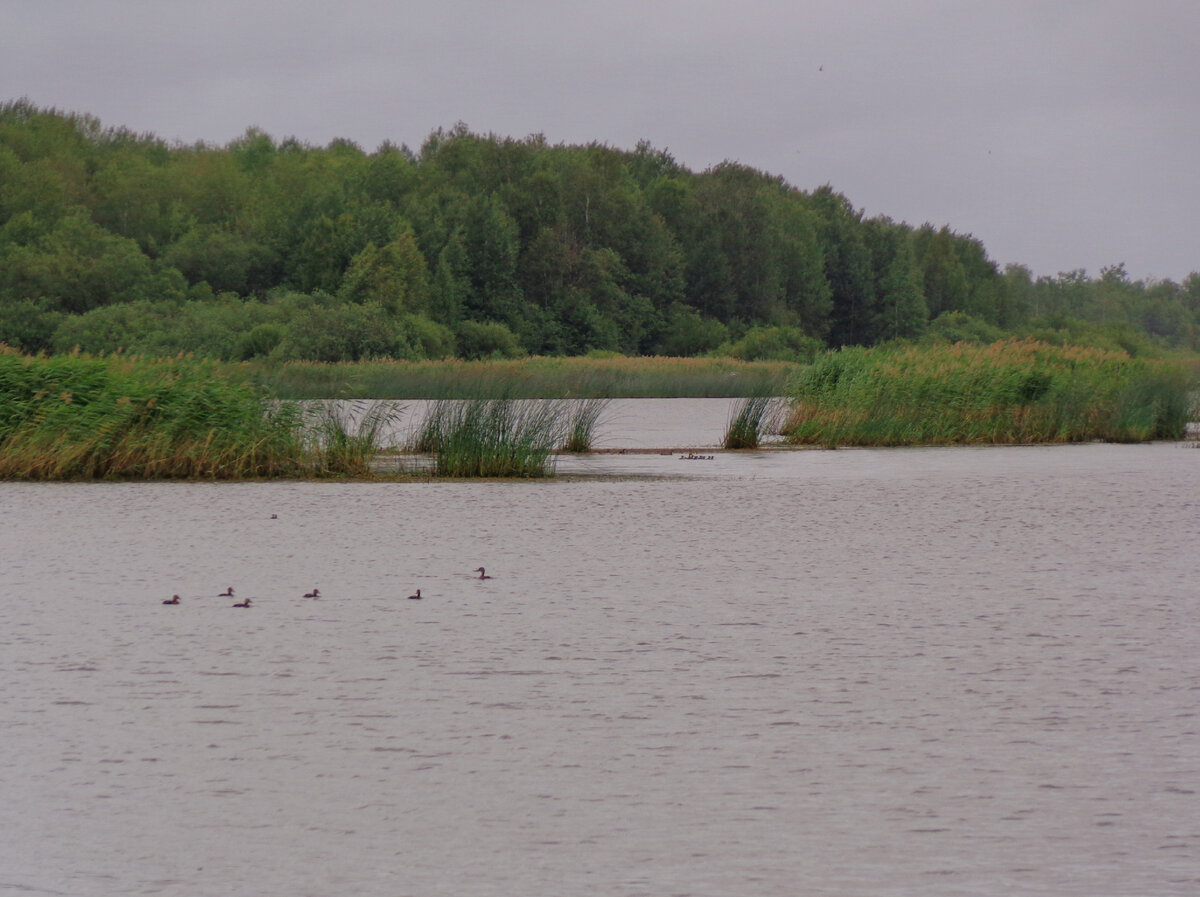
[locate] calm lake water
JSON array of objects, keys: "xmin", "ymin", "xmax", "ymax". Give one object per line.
[{"xmin": 3, "ymin": 400, "xmax": 1199, "ymax": 896}]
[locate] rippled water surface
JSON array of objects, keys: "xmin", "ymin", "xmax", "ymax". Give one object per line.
[{"xmin": 3, "ymin": 402, "xmax": 1199, "ymax": 896}]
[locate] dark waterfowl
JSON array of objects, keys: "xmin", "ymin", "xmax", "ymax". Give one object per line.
[
  {"xmin": 162, "ymin": 594, "xmax": 181, "ymax": 605},
  {"xmin": 407, "ymin": 589, "xmax": 422, "ymax": 600},
  {"xmin": 232, "ymin": 597, "xmax": 252, "ymax": 608},
  {"xmin": 473, "ymin": 567, "xmax": 492, "ymax": 580},
  {"xmin": 219, "ymin": 587, "xmax": 235, "ymax": 597},
  {"xmin": 303, "ymin": 588, "xmax": 320, "ymax": 598}
]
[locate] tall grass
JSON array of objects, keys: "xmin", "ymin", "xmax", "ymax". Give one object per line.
[
  {"xmin": 724, "ymin": 395, "xmax": 784, "ymax": 449},
  {"xmin": 248, "ymin": 355, "xmax": 797, "ymax": 399},
  {"xmin": 410, "ymin": 398, "xmax": 562, "ymax": 477},
  {"xmin": 784, "ymin": 340, "xmax": 1198, "ymax": 446},
  {"xmin": 0, "ymin": 350, "xmax": 307, "ymax": 479},
  {"xmin": 0, "ymin": 350, "xmax": 402, "ymax": 479},
  {"xmin": 301, "ymin": 400, "xmax": 404, "ymax": 477},
  {"xmin": 560, "ymin": 398, "xmax": 610, "ymax": 452}
]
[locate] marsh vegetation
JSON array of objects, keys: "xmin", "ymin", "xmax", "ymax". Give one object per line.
[
  {"xmin": 0, "ymin": 351, "xmax": 398, "ymax": 479},
  {"xmin": 783, "ymin": 340, "xmax": 1196, "ymax": 446},
  {"xmin": 1, "ymin": 339, "xmax": 1193, "ymax": 481},
  {"xmin": 723, "ymin": 395, "xmax": 785, "ymax": 449}
]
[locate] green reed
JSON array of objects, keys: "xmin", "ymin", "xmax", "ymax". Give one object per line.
[
  {"xmin": 0, "ymin": 351, "xmax": 305, "ymax": 479},
  {"xmin": 783, "ymin": 340, "xmax": 1197, "ymax": 446},
  {"xmin": 723, "ymin": 395, "xmax": 784, "ymax": 449},
  {"xmin": 560, "ymin": 397, "xmax": 611, "ymax": 452},
  {"xmin": 301, "ymin": 400, "xmax": 404, "ymax": 477},
  {"xmin": 412, "ymin": 398, "xmax": 562, "ymax": 477},
  {"xmin": 0, "ymin": 350, "xmax": 408, "ymax": 480}
]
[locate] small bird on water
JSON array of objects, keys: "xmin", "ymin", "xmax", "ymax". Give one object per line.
[
  {"xmin": 303, "ymin": 588, "xmax": 320, "ymax": 598},
  {"xmin": 162, "ymin": 594, "xmax": 181, "ymax": 605},
  {"xmin": 232, "ymin": 597, "xmax": 252, "ymax": 608},
  {"xmin": 473, "ymin": 567, "xmax": 492, "ymax": 580},
  {"xmin": 407, "ymin": 589, "xmax": 422, "ymax": 600},
  {"xmin": 218, "ymin": 587, "xmax": 235, "ymax": 597}
]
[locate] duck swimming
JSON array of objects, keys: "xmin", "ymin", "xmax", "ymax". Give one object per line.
[
  {"xmin": 219, "ymin": 587, "xmax": 235, "ymax": 597},
  {"xmin": 473, "ymin": 567, "xmax": 492, "ymax": 580},
  {"xmin": 162, "ymin": 594, "xmax": 181, "ymax": 605},
  {"xmin": 303, "ymin": 588, "xmax": 320, "ymax": 598},
  {"xmin": 407, "ymin": 589, "xmax": 422, "ymax": 600},
  {"xmin": 232, "ymin": 597, "xmax": 252, "ymax": 608}
]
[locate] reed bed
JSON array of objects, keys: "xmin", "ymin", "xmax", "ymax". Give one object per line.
[
  {"xmin": 301, "ymin": 400, "xmax": 405, "ymax": 477},
  {"xmin": 0, "ymin": 351, "xmax": 400, "ymax": 479},
  {"xmin": 560, "ymin": 397, "xmax": 610, "ymax": 452},
  {"xmin": 249, "ymin": 355, "xmax": 798, "ymax": 399},
  {"xmin": 724, "ymin": 395, "xmax": 785, "ymax": 449},
  {"xmin": 783, "ymin": 340, "xmax": 1197, "ymax": 446},
  {"xmin": 410, "ymin": 398, "xmax": 563, "ymax": 478}
]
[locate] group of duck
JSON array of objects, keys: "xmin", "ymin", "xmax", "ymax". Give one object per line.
[{"xmin": 161, "ymin": 567, "xmax": 493, "ymax": 607}]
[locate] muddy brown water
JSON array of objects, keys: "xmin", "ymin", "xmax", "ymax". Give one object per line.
[{"xmin": 2, "ymin": 400, "xmax": 1198, "ymax": 896}]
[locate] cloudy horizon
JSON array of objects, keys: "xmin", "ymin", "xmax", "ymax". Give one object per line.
[{"xmin": 5, "ymin": 1, "xmax": 1197, "ymax": 283}]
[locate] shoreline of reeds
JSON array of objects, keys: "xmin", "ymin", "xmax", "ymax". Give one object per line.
[
  {"xmin": 783, "ymin": 339, "xmax": 1198, "ymax": 446},
  {"xmin": 0, "ymin": 351, "xmax": 617, "ymax": 480},
  {"xmin": 2, "ymin": 344, "xmax": 1195, "ymax": 481},
  {"xmin": 0, "ymin": 351, "xmax": 400, "ymax": 480}
]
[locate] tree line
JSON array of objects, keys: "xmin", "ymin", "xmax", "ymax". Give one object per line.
[{"xmin": 2, "ymin": 99, "xmax": 1197, "ymax": 362}]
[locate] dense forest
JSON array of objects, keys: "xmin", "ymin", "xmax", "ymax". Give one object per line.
[{"xmin": 2, "ymin": 99, "xmax": 1197, "ymax": 363}]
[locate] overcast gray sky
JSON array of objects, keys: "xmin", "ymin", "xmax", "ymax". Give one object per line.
[{"xmin": 5, "ymin": 0, "xmax": 1198, "ymax": 281}]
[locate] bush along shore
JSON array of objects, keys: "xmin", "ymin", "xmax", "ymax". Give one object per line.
[{"xmin": 783, "ymin": 339, "xmax": 1197, "ymax": 446}]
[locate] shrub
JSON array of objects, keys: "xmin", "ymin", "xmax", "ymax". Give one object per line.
[
  {"xmin": 454, "ymin": 320, "xmax": 525, "ymax": 360},
  {"xmin": 720, "ymin": 325, "xmax": 823, "ymax": 362}
]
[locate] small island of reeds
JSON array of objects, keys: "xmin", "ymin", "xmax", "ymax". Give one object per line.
[{"xmin": 783, "ymin": 340, "xmax": 1197, "ymax": 446}]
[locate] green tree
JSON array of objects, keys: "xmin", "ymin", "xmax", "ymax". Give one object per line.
[
  {"xmin": 0, "ymin": 213, "xmax": 186, "ymax": 313},
  {"xmin": 461, "ymin": 194, "xmax": 524, "ymax": 327},
  {"xmin": 0, "ymin": 298, "xmax": 63, "ymax": 353},
  {"xmin": 276, "ymin": 301, "xmax": 411, "ymax": 362},
  {"xmin": 162, "ymin": 225, "xmax": 276, "ymax": 295},
  {"xmin": 811, "ymin": 187, "xmax": 875, "ymax": 346},
  {"xmin": 338, "ymin": 231, "xmax": 431, "ymax": 314},
  {"xmin": 874, "ymin": 237, "xmax": 928, "ymax": 341},
  {"xmin": 655, "ymin": 305, "xmax": 728, "ymax": 356},
  {"xmin": 914, "ymin": 225, "xmax": 970, "ymax": 319},
  {"xmin": 454, "ymin": 319, "xmax": 525, "ymax": 359}
]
